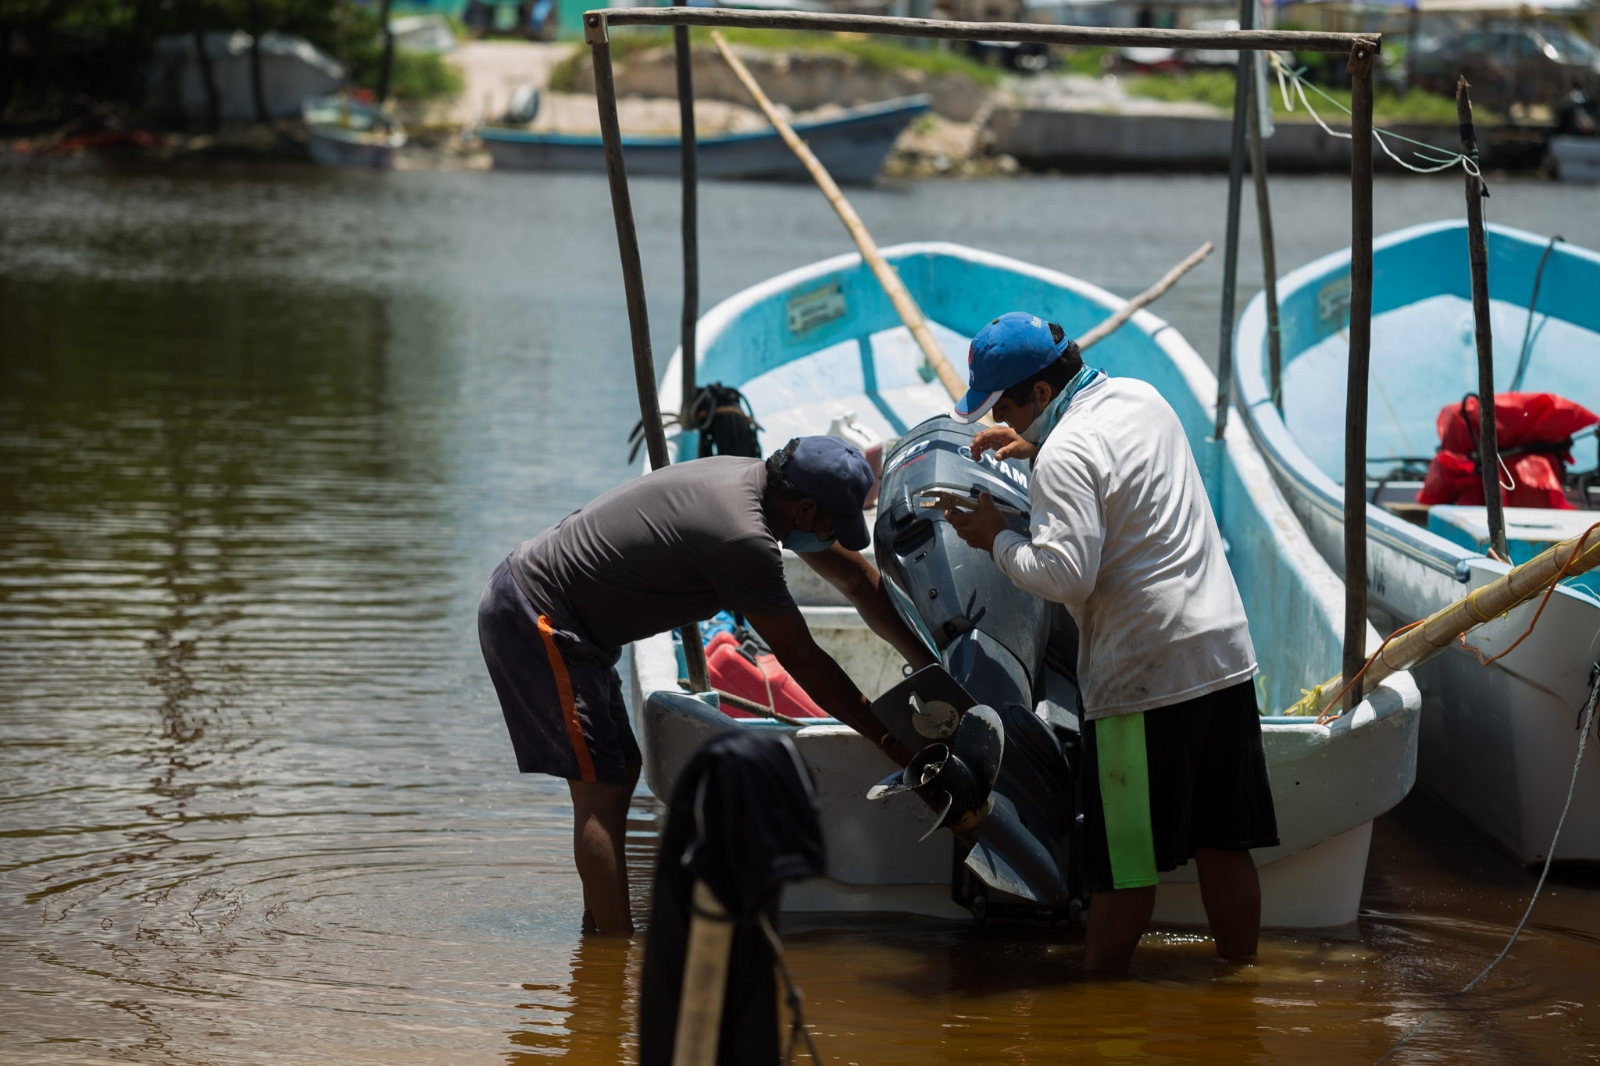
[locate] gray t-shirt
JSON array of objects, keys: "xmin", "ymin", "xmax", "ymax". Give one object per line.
[{"xmin": 508, "ymin": 456, "xmax": 797, "ymax": 650}]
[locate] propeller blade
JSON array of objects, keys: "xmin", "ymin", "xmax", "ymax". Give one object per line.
[
  {"xmin": 952, "ymin": 703, "xmax": 1004, "ymax": 795},
  {"xmin": 866, "ymin": 768, "xmax": 916, "ymax": 800},
  {"xmin": 917, "ymin": 791, "xmax": 955, "ymax": 842}
]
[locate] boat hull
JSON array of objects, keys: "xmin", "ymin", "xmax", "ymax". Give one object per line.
[
  {"xmin": 481, "ymin": 96, "xmax": 928, "ymax": 184},
  {"xmin": 1235, "ymin": 219, "xmax": 1600, "ymax": 864},
  {"xmin": 307, "ymin": 129, "xmax": 401, "ymax": 169},
  {"xmin": 628, "ymin": 242, "xmax": 1419, "ymax": 929}
]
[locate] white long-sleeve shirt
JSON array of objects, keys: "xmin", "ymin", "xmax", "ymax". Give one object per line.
[{"xmin": 992, "ymin": 375, "xmax": 1256, "ymax": 719}]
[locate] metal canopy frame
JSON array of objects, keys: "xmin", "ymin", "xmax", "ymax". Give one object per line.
[{"xmin": 585, "ymin": 7, "xmax": 1381, "ymax": 711}]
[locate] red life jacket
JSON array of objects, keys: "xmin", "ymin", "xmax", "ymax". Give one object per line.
[{"xmin": 1417, "ymin": 392, "xmax": 1597, "ymax": 510}]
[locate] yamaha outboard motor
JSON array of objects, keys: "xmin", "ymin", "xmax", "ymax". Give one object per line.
[{"xmin": 869, "ymin": 416, "xmax": 1084, "ymax": 920}]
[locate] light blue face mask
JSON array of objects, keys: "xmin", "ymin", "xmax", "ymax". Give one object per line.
[
  {"xmin": 783, "ymin": 528, "xmax": 836, "ymax": 553},
  {"xmin": 1018, "ymin": 366, "xmax": 1104, "ymax": 446}
]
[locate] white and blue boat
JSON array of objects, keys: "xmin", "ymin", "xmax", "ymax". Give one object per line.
[
  {"xmin": 1235, "ymin": 220, "xmax": 1600, "ymax": 865},
  {"xmin": 629, "ymin": 242, "xmax": 1420, "ymax": 930},
  {"xmin": 481, "ymin": 95, "xmax": 929, "ymax": 184}
]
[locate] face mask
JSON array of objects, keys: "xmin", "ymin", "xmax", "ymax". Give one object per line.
[
  {"xmin": 1019, "ymin": 366, "xmax": 1104, "ymax": 446},
  {"xmin": 783, "ymin": 528, "xmax": 836, "ymax": 553}
]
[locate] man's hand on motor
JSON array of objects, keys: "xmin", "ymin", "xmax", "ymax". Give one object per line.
[
  {"xmin": 970, "ymin": 426, "xmax": 1038, "ymax": 463},
  {"xmin": 945, "ymin": 492, "xmax": 1009, "ymax": 553}
]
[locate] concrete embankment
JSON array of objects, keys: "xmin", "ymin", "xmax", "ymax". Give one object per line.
[{"xmin": 986, "ymin": 109, "xmax": 1467, "ymax": 174}]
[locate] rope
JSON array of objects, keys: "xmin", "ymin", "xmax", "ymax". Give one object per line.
[
  {"xmin": 1511, "ymin": 234, "xmax": 1566, "ymax": 392},
  {"xmin": 1267, "ymin": 53, "xmax": 1476, "ymax": 176},
  {"xmin": 1302, "ymin": 521, "xmax": 1600, "ymax": 720},
  {"xmin": 1459, "ymin": 522, "xmax": 1600, "ymax": 668},
  {"xmin": 758, "ymin": 911, "xmax": 823, "ymax": 1065},
  {"xmin": 1374, "ymin": 663, "xmax": 1600, "ymax": 1064}
]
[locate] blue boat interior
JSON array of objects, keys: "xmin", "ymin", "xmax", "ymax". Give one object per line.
[
  {"xmin": 1276, "ymin": 222, "xmax": 1599, "ymax": 488},
  {"xmin": 682, "ymin": 245, "xmax": 1348, "ymax": 716},
  {"xmin": 1267, "ymin": 221, "xmax": 1600, "ymax": 596}
]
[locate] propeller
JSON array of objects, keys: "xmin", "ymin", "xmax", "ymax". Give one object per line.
[{"xmin": 867, "ymin": 703, "xmax": 1004, "ymax": 840}]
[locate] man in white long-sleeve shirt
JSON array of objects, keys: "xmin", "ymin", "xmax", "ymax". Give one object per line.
[{"xmin": 944, "ymin": 312, "xmax": 1278, "ymax": 975}]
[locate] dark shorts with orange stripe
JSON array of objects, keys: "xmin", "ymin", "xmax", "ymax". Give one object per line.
[{"xmin": 477, "ymin": 558, "xmax": 641, "ymax": 785}]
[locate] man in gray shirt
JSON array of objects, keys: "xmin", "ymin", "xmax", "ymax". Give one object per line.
[{"xmin": 478, "ymin": 436, "xmax": 934, "ymax": 935}]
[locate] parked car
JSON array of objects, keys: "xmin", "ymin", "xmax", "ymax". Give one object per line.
[{"xmin": 1412, "ymin": 19, "xmax": 1600, "ymax": 118}]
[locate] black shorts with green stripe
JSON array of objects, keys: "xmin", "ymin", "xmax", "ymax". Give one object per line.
[{"xmin": 1082, "ymin": 680, "xmax": 1279, "ymax": 895}]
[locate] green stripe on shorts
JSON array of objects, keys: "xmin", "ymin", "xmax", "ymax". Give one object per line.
[{"xmin": 1097, "ymin": 712, "xmax": 1158, "ymax": 889}]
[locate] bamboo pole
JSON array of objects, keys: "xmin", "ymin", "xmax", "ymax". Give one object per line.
[
  {"xmin": 1343, "ymin": 42, "xmax": 1377, "ymax": 712},
  {"xmin": 1246, "ymin": 54, "xmax": 1284, "ymax": 412},
  {"xmin": 1293, "ymin": 523, "xmax": 1600, "ymax": 718},
  {"xmin": 672, "ymin": 880, "xmax": 734, "ymax": 1066},
  {"xmin": 589, "ymin": 19, "xmax": 711, "ymax": 694},
  {"xmin": 597, "ymin": 8, "xmax": 1375, "ymax": 54},
  {"xmin": 1214, "ymin": 0, "xmax": 1255, "ymax": 440},
  {"xmin": 1074, "ymin": 242, "xmax": 1214, "ymax": 352},
  {"xmin": 1458, "ymin": 77, "xmax": 1509, "ymax": 562},
  {"xmin": 674, "ymin": 0, "xmax": 700, "ymax": 426},
  {"xmin": 709, "ymin": 30, "xmax": 965, "ymax": 402}
]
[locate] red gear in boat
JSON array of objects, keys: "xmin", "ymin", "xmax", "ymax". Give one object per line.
[
  {"xmin": 703, "ymin": 631, "xmax": 829, "ymax": 720},
  {"xmin": 1418, "ymin": 392, "xmax": 1598, "ymax": 510}
]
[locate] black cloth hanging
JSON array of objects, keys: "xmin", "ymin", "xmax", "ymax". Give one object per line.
[{"xmin": 638, "ymin": 730, "xmax": 825, "ymax": 1066}]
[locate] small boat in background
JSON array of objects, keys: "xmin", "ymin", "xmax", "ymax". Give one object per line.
[
  {"xmin": 480, "ymin": 95, "xmax": 929, "ymax": 184},
  {"xmin": 303, "ymin": 95, "xmax": 406, "ymax": 169},
  {"xmin": 1235, "ymin": 220, "xmax": 1600, "ymax": 865},
  {"xmin": 1550, "ymin": 136, "xmax": 1600, "ymax": 183},
  {"xmin": 629, "ymin": 242, "xmax": 1419, "ymax": 930}
]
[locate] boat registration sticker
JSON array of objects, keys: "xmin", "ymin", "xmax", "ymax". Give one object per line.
[
  {"xmin": 787, "ymin": 281, "xmax": 846, "ymax": 335},
  {"xmin": 1318, "ymin": 276, "xmax": 1351, "ymax": 326}
]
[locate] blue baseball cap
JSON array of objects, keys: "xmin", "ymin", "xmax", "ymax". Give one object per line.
[
  {"xmin": 782, "ymin": 435, "xmax": 875, "ymax": 551},
  {"xmin": 952, "ymin": 312, "xmax": 1072, "ymax": 423}
]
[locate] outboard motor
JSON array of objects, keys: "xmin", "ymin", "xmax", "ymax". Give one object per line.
[{"xmin": 869, "ymin": 416, "xmax": 1085, "ymax": 920}]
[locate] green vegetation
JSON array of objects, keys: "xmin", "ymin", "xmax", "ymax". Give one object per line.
[
  {"xmin": 547, "ymin": 28, "xmax": 1003, "ymax": 94},
  {"xmin": 362, "ymin": 49, "xmax": 465, "ymax": 102},
  {"xmin": 1058, "ymin": 47, "xmax": 1112, "ymax": 77},
  {"xmin": 1125, "ymin": 69, "xmax": 1488, "ymax": 125}
]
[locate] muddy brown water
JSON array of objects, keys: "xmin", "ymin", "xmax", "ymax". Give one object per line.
[{"xmin": 3, "ymin": 159, "xmax": 1599, "ymax": 1064}]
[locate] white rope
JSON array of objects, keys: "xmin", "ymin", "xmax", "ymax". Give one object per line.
[
  {"xmin": 1267, "ymin": 53, "xmax": 1474, "ymax": 176},
  {"xmin": 1374, "ymin": 663, "xmax": 1600, "ymax": 1064}
]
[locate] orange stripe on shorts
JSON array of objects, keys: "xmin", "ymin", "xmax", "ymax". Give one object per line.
[{"xmin": 537, "ymin": 614, "xmax": 597, "ymax": 783}]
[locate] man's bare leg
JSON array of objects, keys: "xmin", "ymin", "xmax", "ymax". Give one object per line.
[
  {"xmin": 1195, "ymin": 846, "xmax": 1261, "ymax": 960},
  {"xmin": 1083, "ymin": 885, "xmax": 1157, "ymax": 975},
  {"xmin": 569, "ymin": 764, "xmax": 640, "ymax": 936}
]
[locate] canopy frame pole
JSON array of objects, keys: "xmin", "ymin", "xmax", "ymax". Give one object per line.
[
  {"xmin": 588, "ymin": 13, "xmax": 711, "ymax": 695},
  {"xmin": 1246, "ymin": 52, "xmax": 1283, "ymax": 412},
  {"xmin": 1213, "ymin": 0, "xmax": 1256, "ymax": 439},
  {"xmin": 675, "ymin": 0, "xmax": 700, "ymax": 429},
  {"xmin": 591, "ymin": 8, "xmax": 1377, "ymax": 53},
  {"xmin": 1342, "ymin": 41, "xmax": 1376, "ymax": 712},
  {"xmin": 1458, "ymin": 77, "xmax": 1509, "ymax": 562}
]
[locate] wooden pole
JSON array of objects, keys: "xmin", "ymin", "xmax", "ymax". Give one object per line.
[
  {"xmin": 1343, "ymin": 42, "xmax": 1377, "ymax": 713},
  {"xmin": 588, "ymin": 15, "xmax": 711, "ymax": 695},
  {"xmin": 1458, "ymin": 77, "xmax": 1509, "ymax": 562},
  {"xmin": 709, "ymin": 31, "xmax": 965, "ymax": 402},
  {"xmin": 674, "ymin": 0, "xmax": 700, "ymax": 426},
  {"xmin": 1213, "ymin": 0, "xmax": 1255, "ymax": 440},
  {"xmin": 1075, "ymin": 242, "xmax": 1214, "ymax": 352},
  {"xmin": 1293, "ymin": 522, "xmax": 1600, "ymax": 718},
  {"xmin": 672, "ymin": 880, "xmax": 734, "ymax": 1066},
  {"xmin": 377, "ymin": 0, "xmax": 396, "ymax": 103},
  {"xmin": 600, "ymin": 8, "xmax": 1374, "ymax": 54},
  {"xmin": 1246, "ymin": 54, "xmax": 1284, "ymax": 412}
]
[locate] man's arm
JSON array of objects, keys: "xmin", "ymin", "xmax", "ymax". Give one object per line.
[
  {"xmin": 744, "ymin": 608, "xmax": 913, "ymax": 765},
  {"xmin": 797, "ymin": 545, "xmax": 938, "ymax": 671}
]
